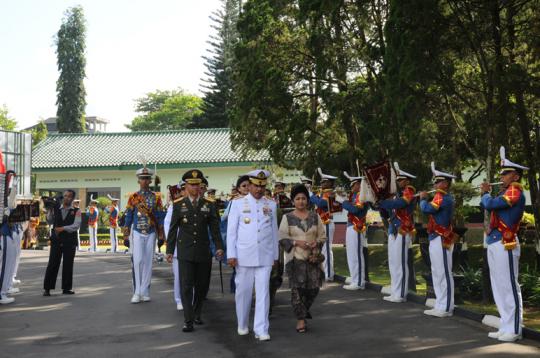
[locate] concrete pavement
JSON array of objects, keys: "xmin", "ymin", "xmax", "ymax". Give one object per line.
[{"xmin": 1, "ymin": 250, "xmax": 539, "ymax": 358}]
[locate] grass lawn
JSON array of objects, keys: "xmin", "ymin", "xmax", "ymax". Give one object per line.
[{"xmin": 333, "ymin": 245, "xmax": 540, "ymax": 331}]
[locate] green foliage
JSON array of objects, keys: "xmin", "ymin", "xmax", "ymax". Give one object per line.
[
  {"xmin": 30, "ymin": 120, "xmax": 48, "ymax": 147},
  {"xmin": 459, "ymin": 266, "xmax": 483, "ymax": 301},
  {"xmin": 126, "ymin": 89, "xmax": 203, "ymax": 131},
  {"xmin": 0, "ymin": 105, "xmax": 17, "ymax": 131},
  {"xmin": 196, "ymin": 0, "xmax": 240, "ymax": 129},
  {"xmin": 520, "ymin": 265, "xmax": 540, "ymax": 306},
  {"xmin": 55, "ymin": 5, "xmax": 87, "ymax": 133}
]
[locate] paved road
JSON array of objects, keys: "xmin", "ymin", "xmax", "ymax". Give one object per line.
[{"xmin": 1, "ymin": 251, "xmax": 539, "ymax": 358}]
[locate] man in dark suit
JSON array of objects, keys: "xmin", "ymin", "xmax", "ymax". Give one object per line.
[
  {"xmin": 166, "ymin": 169, "xmax": 224, "ymax": 333},
  {"xmin": 43, "ymin": 189, "xmax": 81, "ymax": 296}
]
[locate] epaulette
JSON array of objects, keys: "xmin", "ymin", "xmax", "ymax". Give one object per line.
[
  {"xmin": 233, "ymin": 195, "xmax": 245, "ymax": 200},
  {"xmin": 173, "ymin": 196, "xmax": 185, "ymax": 204},
  {"xmin": 204, "ymin": 197, "xmax": 216, "ymax": 203}
]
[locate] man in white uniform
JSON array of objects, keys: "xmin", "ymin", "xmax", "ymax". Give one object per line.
[{"xmin": 227, "ymin": 169, "xmax": 279, "ymax": 341}]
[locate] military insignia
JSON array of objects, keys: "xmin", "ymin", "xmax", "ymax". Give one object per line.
[
  {"xmin": 201, "ymin": 205, "xmax": 210, "ymax": 212},
  {"xmin": 263, "ymin": 205, "xmax": 272, "ymax": 216},
  {"xmin": 192, "ymin": 170, "xmax": 198, "ymax": 178},
  {"xmin": 244, "ymin": 217, "xmax": 251, "ymax": 224}
]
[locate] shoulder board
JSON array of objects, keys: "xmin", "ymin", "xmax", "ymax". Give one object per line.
[
  {"xmin": 502, "ymin": 183, "xmax": 523, "ymax": 206},
  {"xmin": 406, "ymin": 185, "xmax": 416, "ymax": 193},
  {"xmin": 173, "ymin": 196, "xmax": 185, "ymax": 204},
  {"xmin": 204, "ymin": 197, "xmax": 215, "ymax": 203}
]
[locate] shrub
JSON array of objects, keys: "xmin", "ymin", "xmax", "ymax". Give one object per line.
[{"xmin": 460, "ymin": 266, "xmax": 483, "ymax": 301}]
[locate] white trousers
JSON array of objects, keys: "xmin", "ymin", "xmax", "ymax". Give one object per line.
[
  {"xmin": 109, "ymin": 228, "xmax": 118, "ymax": 253},
  {"xmin": 488, "ymin": 240, "xmax": 523, "ymax": 335},
  {"xmin": 76, "ymin": 230, "xmax": 81, "ymax": 249},
  {"xmin": 388, "ymin": 233, "xmax": 411, "ymax": 299},
  {"xmin": 235, "ymin": 265, "xmax": 272, "ymax": 336},
  {"xmin": 429, "ymin": 236, "xmax": 454, "ymax": 312},
  {"xmin": 11, "ymin": 227, "xmax": 22, "ymax": 283},
  {"xmin": 173, "ymin": 246, "xmax": 182, "ymax": 305},
  {"xmin": 322, "ymin": 222, "xmax": 335, "ymax": 280},
  {"xmin": 345, "ymin": 226, "xmax": 366, "ymax": 287},
  {"xmin": 131, "ymin": 231, "xmax": 156, "ymax": 297},
  {"xmin": 89, "ymin": 226, "xmax": 98, "ymax": 252},
  {"xmin": 0, "ymin": 234, "xmax": 17, "ymax": 296}
]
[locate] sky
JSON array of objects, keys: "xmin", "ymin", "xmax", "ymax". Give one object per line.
[{"xmin": 0, "ymin": 0, "xmax": 222, "ymax": 132}]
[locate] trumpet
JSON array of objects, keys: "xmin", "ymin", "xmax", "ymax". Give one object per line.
[{"xmin": 413, "ymin": 182, "xmax": 503, "ymax": 197}]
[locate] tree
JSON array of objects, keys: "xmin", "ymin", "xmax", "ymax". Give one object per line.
[
  {"xmin": 0, "ymin": 105, "xmax": 17, "ymax": 131},
  {"xmin": 126, "ymin": 89, "xmax": 203, "ymax": 131},
  {"xmin": 30, "ymin": 120, "xmax": 48, "ymax": 147},
  {"xmin": 55, "ymin": 6, "xmax": 87, "ymax": 133},
  {"xmin": 195, "ymin": 0, "xmax": 241, "ymax": 129}
]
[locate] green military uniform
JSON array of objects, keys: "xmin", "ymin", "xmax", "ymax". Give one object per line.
[{"xmin": 166, "ymin": 169, "xmax": 223, "ymax": 330}]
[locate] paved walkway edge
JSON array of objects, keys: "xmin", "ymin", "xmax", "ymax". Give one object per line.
[{"xmin": 334, "ymin": 274, "xmax": 540, "ymax": 342}]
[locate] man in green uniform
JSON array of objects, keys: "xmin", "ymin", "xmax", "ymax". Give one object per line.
[{"xmin": 166, "ymin": 169, "xmax": 224, "ymax": 333}]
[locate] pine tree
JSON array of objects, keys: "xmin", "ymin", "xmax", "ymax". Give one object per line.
[
  {"xmin": 55, "ymin": 6, "xmax": 87, "ymax": 133},
  {"xmin": 195, "ymin": 0, "xmax": 240, "ymax": 128}
]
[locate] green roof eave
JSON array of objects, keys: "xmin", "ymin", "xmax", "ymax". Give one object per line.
[{"xmin": 32, "ymin": 160, "xmax": 272, "ymax": 172}]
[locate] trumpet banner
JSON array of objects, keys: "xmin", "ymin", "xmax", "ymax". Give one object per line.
[{"xmin": 360, "ymin": 161, "xmax": 397, "ymax": 203}]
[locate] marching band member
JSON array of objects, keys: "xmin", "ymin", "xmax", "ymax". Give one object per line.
[
  {"xmin": 480, "ymin": 147, "xmax": 527, "ymax": 342},
  {"xmin": 336, "ymin": 172, "xmax": 368, "ymax": 290},
  {"xmin": 123, "ymin": 163, "xmax": 165, "ymax": 304},
  {"xmin": 87, "ymin": 196, "xmax": 99, "ymax": 252},
  {"xmin": 310, "ymin": 168, "xmax": 341, "ymax": 281},
  {"xmin": 0, "ymin": 171, "xmax": 18, "ymax": 304},
  {"xmin": 227, "ymin": 170, "xmax": 279, "ymax": 341},
  {"xmin": 419, "ymin": 162, "xmax": 456, "ymax": 318},
  {"xmin": 379, "ymin": 163, "xmax": 417, "ymax": 302},
  {"xmin": 106, "ymin": 195, "xmax": 120, "ymax": 253}
]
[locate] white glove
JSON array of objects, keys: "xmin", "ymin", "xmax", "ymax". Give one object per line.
[{"xmin": 335, "ymin": 195, "xmax": 346, "ymax": 204}]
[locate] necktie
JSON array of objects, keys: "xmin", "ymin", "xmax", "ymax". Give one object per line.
[{"xmin": 192, "ymin": 198, "xmax": 197, "ymax": 208}]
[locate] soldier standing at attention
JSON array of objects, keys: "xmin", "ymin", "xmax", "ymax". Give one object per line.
[{"xmin": 166, "ymin": 170, "xmax": 223, "ymax": 333}]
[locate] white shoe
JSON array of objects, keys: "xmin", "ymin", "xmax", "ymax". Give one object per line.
[
  {"xmin": 488, "ymin": 331, "xmax": 502, "ymax": 339},
  {"xmin": 0, "ymin": 295, "xmax": 15, "ymax": 304},
  {"xmin": 425, "ymin": 309, "xmax": 453, "ymax": 318},
  {"xmin": 7, "ymin": 287, "xmax": 20, "ymax": 294},
  {"xmin": 343, "ymin": 284, "xmax": 362, "ymax": 291},
  {"xmin": 498, "ymin": 332, "xmax": 522, "ymax": 342},
  {"xmin": 345, "ymin": 277, "xmax": 352, "ymax": 284},
  {"xmin": 142, "ymin": 296, "xmax": 151, "ymax": 302},
  {"xmin": 383, "ymin": 295, "xmax": 405, "ymax": 303},
  {"xmin": 255, "ymin": 334, "xmax": 270, "ymax": 341},
  {"xmin": 130, "ymin": 294, "xmax": 141, "ymax": 304},
  {"xmin": 237, "ymin": 327, "xmax": 249, "ymax": 336},
  {"xmin": 176, "ymin": 303, "xmax": 183, "ymax": 311},
  {"xmin": 12, "ymin": 279, "xmax": 21, "ymax": 285}
]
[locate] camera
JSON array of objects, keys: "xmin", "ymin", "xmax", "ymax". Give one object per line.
[{"xmin": 42, "ymin": 195, "xmax": 63, "ymax": 210}]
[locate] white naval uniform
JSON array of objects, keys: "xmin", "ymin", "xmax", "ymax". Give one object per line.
[
  {"xmin": 488, "ymin": 239, "xmax": 523, "ymax": 336},
  {"xmin": 10, "ymin": 224, "xmax": 23, "ymax": 286},
  {"xmin": 164, "ymin": 205, "xmax": 182, "ymax": 305},
  {"xmin": 0, "ymin": 229, "xmax": 18, "ymax": 298},
  {"xmin": 429, "ymin": 236, "xmax": 454, "ymax": 313},
  {"xmin": 345, "ymin": 226, "xmax": 367, "ymax": 287},
  {"xmin": 388, "ymin": 233, "xmax": 412, "ymax": 300},
  {"xmin": 322, "ymin": 221, "xmax": 335, "ymax": 281},
  {"xmin": 227, "ymin": 194, "xmax": 279, "ymax": 337},
  {"xmin": 131, "ymin": 230, "xmax": 156, "ymax": 297}
]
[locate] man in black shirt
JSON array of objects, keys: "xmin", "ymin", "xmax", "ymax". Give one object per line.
[{"xmin": 43, "ymin": 190, "xmax": 81, "ymax": 296}]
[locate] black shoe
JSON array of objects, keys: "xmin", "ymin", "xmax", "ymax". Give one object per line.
[
  {"xmin": 43, "ymin": 290, "xmax": 51, "ymax": 297},
  {"xmin": 194, "ymin": 318, "xmax": 204, "ymax": 325},
  {"xmin": 182, "ymin": 323, "xmax": 194, "ymax": 332},
  {"xmin": 62, "ymin": 290, "xmax": 75, "ymax": 295}
]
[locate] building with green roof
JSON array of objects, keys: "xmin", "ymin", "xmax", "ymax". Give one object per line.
[{"xmin": 32, "ymin": 128, "xmax": 301, "ymax": 207}]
